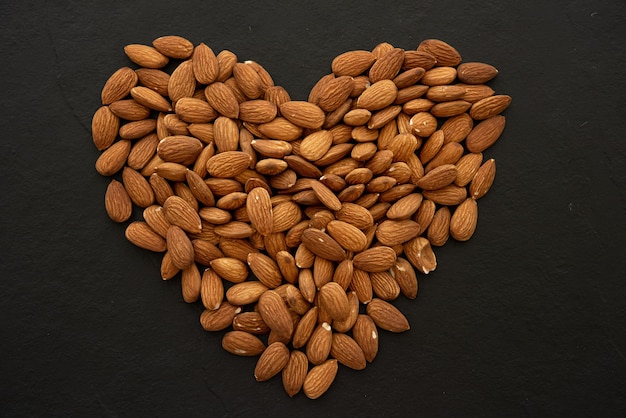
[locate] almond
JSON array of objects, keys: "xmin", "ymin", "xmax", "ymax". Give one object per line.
[
  {"xmin": 210, "ymin": 257, "xmax": 249, "ymax": 283},
  {"xmin": 427, "ymin": 206, "xmax": 451, "ymax": 247},
  {"xmin": 125, "ymin": 221, "xmax": 167, "ymax": 252},
  {"xmin": 254, "ymin": 341, "xmax": 290, "ymax": 381},
  {"xmin": 258, "ymin": 290, "xmax": 294, "ymax": 341},
  {"xmin": 226, "ymin": 281, "xmax": 269, "ymax": 306},
  {"xmin": 92, "ymin": 106, "xmax": 120, "ymax": 150},
  {"xmin": 232, "ymin": 311, "xmax": 270, "ymax": 335},
  {"xmin": 205, "ymin": 151, "xmax": 251, "ymax": 178},
  {"xmin": 375, "ymin": 219, "xmax": 420, "ymax": 246},
  {"xmin": 356, "ymin": 79, "xmax": 398, "ymax": 111},
  {"xmin": 450, "ymin": 198, "xmax": 478, "ymax": 241},
  {"xmin": 192, "ymin": 43, "xmax": 219, "ymax": 84},
  {"xmin": 222, "ymin": 331, "xmax": 266, "ymax": 356},
  {"xmin": 247, "ymin": 252, "xmax": 283, "ymax": 289},
  {"xmin": 200, "ymin": 302, "xmax": 241, "ymax": 331},
  {"xmin": 162, "ymin": 195, "xmax": 202, "ymax": 234},
  {"xmin": 391, "ymin": 257, "xmax": 418, "ymax": 299},
  {"xmin": 200, "ymin": 268, "xmax": 223, "ymax": 310},
  {"xmin": 204, "ymin": 82, "xmax": 240, "ymax": 119},
  {"xmin": 330, "ymin": 332, "xmax": 366, "ymax": 370},
  {"xmin": 326, "ymin": 220, "xmax": 368, "ymax": 253},
  {"xmin": 404, "ymin": 236, "xmax": 437, "ymax": 274},
  {"xmin": 299, "ymin": 130, "xmax": 334, "ymax": 162},
  {"xmin": 292, "ymin": 306, "xmax": 318, "ymax": 348},
  {"xmin": 417, "ymin": 39, "xmax": 462, "ymax": 67},
  {"xmin": 300, "ymin": 228, "xmax": 346, "ymax": 262},
  {"xmin": 353, "ymin": 314, "xmax": 379, "ymax": 362},
  {"xmin": 95, "ymin": 139, "xmax": 131, "ymax": 176},
  {"xmin": 101, "ymin": 67, "xmax": 138, "ymax": 105},
  {"xmin": 457, "ymin": 62, "xmax": 499, "ymax": 84},
  {"xmin": 303, "ymin": 359, "xmax": 338, "ymax": 399},
  {"xmin": 386, "ymin": 192, "xmax": 423, "ymax": 220},
  {"xmin": 469, "ymin": 95, "xmax": 512, "ymax": 120},
  {"xmin": 331, "ymin": 50, "xmax": 376, "ymax": 76},
  {"xmin": 282, "ymin": 350, "xmax": 308, "ymax": 397},
  {"xmin": 366, "ymin": 298, "xmax": 410, "ymax": 332},
  {"xmin": 368, "ymin": 48, "xmax": 404, "ymax": 83},
  {"xmin": 104, "ymin": 179, "xmax": 132, "ymax": 223},
  {"xmin": 469, "ymin": 158, "xmax": 496, "ymax": 199},
  {"xmin": 352, "ymin": 246, "xmax": 396, "ymax": 273},
  {"xmin": 306, "ymin": 322, "xmax": 332, "ymax": 365},
  {"xmin": 465, "ymin": 115, "xmax": 506, "ymax": 153},
  {"xmin": 279, "ymin": 101, "xmax": 325, "ymax": 130},
  {"xmin": 166, "ymin": 225, "xmax": 195, "ymax": 269}
]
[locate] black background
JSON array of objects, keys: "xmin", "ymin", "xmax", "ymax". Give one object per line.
[{"xmin": 1, "ymin": 0, "xmax": 625, "ymax": 416}]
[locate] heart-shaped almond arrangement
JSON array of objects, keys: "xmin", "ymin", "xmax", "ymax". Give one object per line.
[{"xmin": 92, "ymin": 35, "xmax": 510, "ymax": 399}]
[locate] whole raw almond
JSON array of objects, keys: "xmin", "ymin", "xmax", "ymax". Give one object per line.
[
  {"xmin": 392, "ymin": 257, "xmax": 418, "ymax": 299},
  {"xmin": 326, "ymin": 220, "xmax": 368, "ymax": 253},
  {"xmin": 247, "ymin": 252, "xmax": 283, "ymax": 289},
  {"xmin": 226, "ymin": 281, "xmax": 269, "ymax": 306},
  {"xmin": 303, "ymin": 359, "xmax": 338, "ymax": 399},
  {"xmin": 469, "ymin": 95, "xmax": 512, "ymax": 120},
  {"xmin": 122, "ymin": 166, "xmax": 155, "ymax": 208},
  {"xmin": 258, "ymin": 290, "xmax": 294, "ymax": 341},
  {"xmin": 386, "ymin": 192, "xmax": 423, "ymax": 220},
  {"xmin": 101, "ymin": 67, "xmax": 138, "ymax": 105},
  {"xmin": 95, "ymin": 139, "xmax": 131, "ymax": 176},
  {"xmin": 318, "ymin": 282, "xmax": 351, "ymax": 321},
  {"xmin": 254, "ymin": 341, "xmax": 290, "ymax": 382},
  {"xmin": 356, "ymin": 80, "xmax": 398, "ymax": 111},
  {"xmin": 152, "ymin": 35, "xmax": 193, "ymax": 59},
  {"xmin": 205, "ymin": 151, "xmax": 251, "ymax": 178},
  {"xmin": 282, "ymin": 350, "xmax": 308, "ymax": 397},
  {"xmin": 465, "ymin": 115, "xmax": 506, "ymax": 153},
  {"xmin": 200, "ymin": 268, "xmax": 223, "ymax": 310},
  {"xmin": 457, "ymin": 62, "xmax": 499, "ymax": 84},
  {"xmin": 375, "ymin": 219, "xmax": 420, "ymax": 246},
  {"xmin": 104, "ymin": 179, "xmax": 132, "ymax": 223},
  {"xmin": 210, "ymin": 257, "xmax": 249, "ymax": 283},
  {"xmin": 204, "ymin": 82, "xmax": 240, "ymax": 119},
  {"xmin": 200, "ymin": 302, "xmax": 242, "ymax": 331},
  {"xmin": 92, "ymin": 106, "xmax": 120, "ymax": 150},
  {"xmin": 330, "ymin": 332, "xmax": 367, "ymax": 370},
  {"xmin": 306, "ymin": 322, "xmax": 332, "ymax": 365},
  {"xmin": 353, "ymin": 314, "xmax": 379, "ymax": 362},
  {"xmin": 166, "ymin": 225, "xmax": 195, "ymax": 269},
  {"xmin": 331, "ymin": 50, "xmax": 376, "ymax": 76},
  {"xmin": 168, "ymin": 60, "xmax": 195, "ymax": 102},
  {"xmin": 416, "ymin": 164, "xmax": 458, "ymax": 190},
  {"xmin": 427, "ymin": 206, "xmax": 451, "ymax": 247},
  {"xmin": 450, "ymin": 198, "xmax": 479, "ymax": 241},
  {"xmin": 366, "ymin": 298, "xmax": 410, "ymax": 332},
  {"xmin": 192, "ymin": 43, "xmax": 219, "ymax": 84},
  {"xmin": 300, "ymin": 228, "xmax": 346, "ymax": 262},
  {"xmin": 469, "ymin": 158, "xmax": 496, "ymax": 199},
  {"xmin": 299, "ymin": 130, "xmax": 334, "ymax": 162},
  {"xmin": 175, "ymin": 97, "xmax": 218, "ymax": 124},
  {"xmin": 222, "ymin": 331, "xmax": 266, "ymax": 356},
  {"xmin": 353, "ymin": 246, "xmax": 397, "ymax": 272},
  {"xmin": 125, "ymin": 44, "xmax": 169, "ymax": 69},
  {"xmin": 232, "ymin": 311, "xmax": 270, "ymax": 335},
  {"xmin": 246, "ymin": 187, "xmax": 273, "ymax": 236},
  {"xmin": 162, "ymin": 195, "xmax": 202, "ymax": 234},
  {"xmin": 417, "ymin": 39, "xmax": 462, "ymax": 67},
  {"xmin": 125, "ymin": 221, "xmax": 166, "ymax": 252},
  {"xmin": 279, "ymin": 101, "xmax": 325, "ymax": 130}
]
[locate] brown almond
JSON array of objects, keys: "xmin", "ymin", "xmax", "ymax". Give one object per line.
[
  {"xmin": 353, "ymin": 314, "xmax": 379, "ymax": 362},
  {"xmin": 200, "ymin": 302, "xmax": 241, "ymax": 331},
  {"xmin": 279, "ymin": 101, "xmax": 325, "ymax": 130},
  {"xmin": 119, "ymin": 119, "xmax": 157, "ymax": 139},
  {"xmin": 356, "ymin": 79, "xmax": 398, "ymax": 111},
  {"xmin": 175, "ymin": 97, "xmax": 218, "ymax": 124},
  {"xmin": 409, "ymin": 112, "xmax": 438, "ymax": 137},
  {"xmin": 416, "ymin": 164, "xmax": 458, "ymax": 190},
  {"xmin": 386, "ymin": 192, "xmax": 423, "ymax": 220},
  {"xmin": 168, "ymin": 60, "xmax": 195, "ymax": 102},
  {"xmin": 369, "ymin": 48, "xmax": 404, "ymax": 83},
  {"xmin": 457, "ymin": 62, "xmax": 499, "ymax": 84},
  {"xmin": 200, "ymin": 268, "xmax": 223, "ymax": 310},
  {"xmin": 422, "ymin": 184, "xmax": 467, "ymax": 206},
  {"xmin": 417, "ymin": 39, "xmax": 462, "ymax": 66},
  {"xmin": 375, "ymin": 220, "xmax": 420, "ymax": 246},
  {"xmin": 258, "ymin": 290, "xmax": 294, "ymax": 340},
  {"xmin": 331, "ymin": 50, "xmax": 376, "ymax": 76},
  {"xmin": 335, "ymin": 202, "xmax": 375, "ymax": 229},
  {"xmin": 454, "ymin": 152, "xmax": 483, "ymax": 187},
  {"xmin": 205, "ymin": 151, "xmax": 251, "ymax": 178},
  {"xmin": 222, "ymin": 331, "xmax": 266, "ymax": 357},
  {"xmin": 166, "ymin": 225, "xmax": 195, "ymax": 269},
  {"xmin": 326, "ymin": 220, "xmax": 368, "ymax": 253},
  {"xmin": 353, "ymin": 246, "xmax": 397, "ymax": 273},
  {"xmin": 303, "ymin": 359, "xmax": 338, "ymax": 399},
  {"xmin": 258, "ymin": 117, "xmax": 304, "ymax": 141},
  {"xmin": 204, "ymin": 82, "xmax": 240, "ymax": 119},
  {"xmin": 233, "ymin": 62, "xmax": 265, "ymax": 99},
  {"xmin": 125, "ymin": 221, "xmax": 166, "ymax": 252},
  {"xmin": 130, "ymin": 86, "xmax": 171, "ymax": 112},
  {"xmin": 95, "ymin": 139, "xmax": 131, "ymax": 176},
  {"xmin": 441, "ymin": 113, "xmax": 473, "ymax": 144},
  {"xmin": 299, "ymin": 130, "xmax": 334, "ymax": 162},
  {"xmin": 421, "ymin": 66, "xmax": 457, "ymax": 86},
  {"xmin": 152, "ymin": 35, "xmax": 193, "ymax": 59},
  {"xmin": 162, "ymin": 195, "xmax": 202, "ymax": 234},
  {"xmin": 450, "ymin": 198, "xmax": 479, "ymax": 241},
  {"xmin": 135, "ymin": 68, "xmax": 170, "ymax": 96},
  {"xmin": 317, "ymin": 282, "xmax": 351, "ymax": 322},
  {"xmin": 404, "ymin": 236, "xmax": 437, "ymax": 274},
  {"xmin": 469, "ymin": 158, "xmax": 496, "ymax": 199},
  {"xmin": 247, "ymin": 252, "xmax": 283, "ymax": 289},
  {"xmin": 192, "ymin": 43, "xmax": 219, "ymax": 84},
  {"xmin": 300, "ymin": 228, "xmax": 346, "ymax": 262},
  {"xmin": 124, "ymin": 44, "xmax": 169, "ymax": 68},
  {"xmin": 306, "ymin": 322, "xmax": 333, "ymax": 365},
  {"xmin": 181, "ymin": 263, "xmax": 201, "ymax": 303},
  {"xmin": 366, "ymin": 298, "xmax": 410, "ymax": 332},
  {"xmin": 402, "ymin": 50, "xmax": 437, "ymax": 71},
  {"xmin": 210, "ymin": 257, "xmax": 249, "ymax": 283},
  {"xmin": 92, "ymin": 106, "xmax": 120, "ymax": 150},
  {"xmin": 465, "ymin": 115, "xmax": 506, "ymax": 153},
  {"xmin": 238, "ymin": 99, "xmax": 277, "ymax": 124},
  {"xmin": 226, "ymin": 281, "xmax": 269, "ymax": 306},
  {"xmin": 330, "ymin": 332, "xmax": 366, "ymax": 370},
  {"xmin": 254, "ymin": 342, "xmax": 290, "ymax": 382},
  {"xmin": 392, "ymin": 257, "xmax": 418, "ymax": 299},
  {"xmin": 233, "ymin": 311, "xmax": 270, "ymax": 335},
  {"xmin": 104, "ymin": 179, "xmax": 132, "ymax": 223},
  {"xmin": 282, "ymin": 350, "xmax": 309, "ymax": 397},
  {"xmin": 121, "ymin": 166, "xmax": 155, "ymax": 208},
  {"xmin": 427, "ymin": 206, "xmax": 451, "ymax": 247},
  {"xmin": 469, "ymin": 95, "xmax": 512, "ymax": 120},
  {"xmin": 101, "ymin": 67, "xmax": 138, "ymax": 105}
]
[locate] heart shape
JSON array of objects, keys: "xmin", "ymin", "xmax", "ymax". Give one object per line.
[{"xmin": 91, "ymin": 35, "xmax": 510, "ymax": 399}]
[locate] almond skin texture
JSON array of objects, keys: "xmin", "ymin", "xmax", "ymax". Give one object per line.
[
  {"xmin": 282, "ymin": 350, "xmax": 309, "ymax": 397},
  {"xmin": 465, "ymin": 115, "xmax": 506, "ymax": 153},
  {"xmin": 222, "ymin": 331, "xmax": 266, "ymax": 356},
  {"xmin": 366, "ymin": 298, "xmax": 410, "ymax": 332},
  {"xmin": 450, "ymin": 198, "xmax": 479, "ymax": 241},
  {"xmin": 246, "ymin": 187, "xmax": 273, "ymax": 236},
  {"xmin": 353, "ymin": 246, "xmax": 397, "ymax": 273},
  {"xmin": 330, "ymin": 333, "xmax": 367, "ymax": 370},
  {"xmin": 303, "ymin": 359, "xmax": 338, "ymax": 399},
  {"xmin": 300, "ymin": 228, "xmax": 346, "ymax": 262},
  {"xmin": 257, "ymin": 290, "xmax": 294, "ymax": 341},
  {"xmin": 254, "ymin": 342, "xmax": 290, "ymax": 382},
  {"xmin": 105, "ymin": 179, "xmax": 132, "ymax": 223}
]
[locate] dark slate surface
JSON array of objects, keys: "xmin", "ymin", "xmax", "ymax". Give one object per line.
[{"xmin": 1, "ymin": 1, "xmax": 625, "ymax": 416}]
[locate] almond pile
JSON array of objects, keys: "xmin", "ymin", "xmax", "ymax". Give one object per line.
[{"xmin": 92, "ymin": 35, "xmax": 510, "ymax": 399}]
